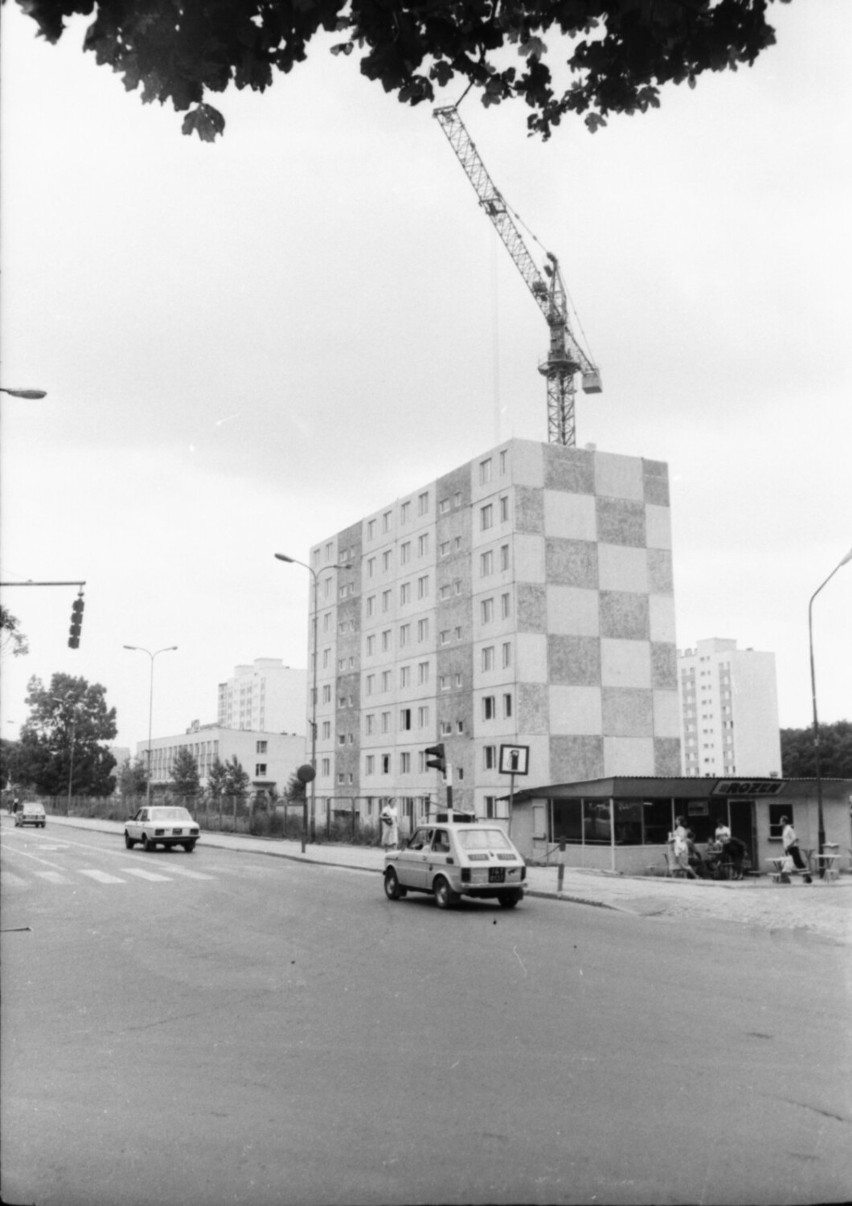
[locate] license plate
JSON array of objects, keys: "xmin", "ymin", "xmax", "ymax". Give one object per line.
[
  {"xmin": 488, "ymin": 867, "xmax": 505, "ymax": 883},
  {"xmin": 173, "ymin": 829, "xmax": 183, "ymax": 836}
]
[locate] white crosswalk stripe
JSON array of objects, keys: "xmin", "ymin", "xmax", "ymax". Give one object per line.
[
  {"xmin": 154, "ymin": 866, "xmax": 215, "ymax": 881},
  {"xmin": 79, "ymin": 870, "xmax": 125, "ymax": 884},
  {"xmin": 124, "ymin": 868, "xmax": 173, "ymax": 882},
  {"xmin": 2, "ymin": 871, "xmax": 29, "ymax": 889},
  {"xmin": 36, "ymin": 871, "xmax": 72, "ymax": 885}
]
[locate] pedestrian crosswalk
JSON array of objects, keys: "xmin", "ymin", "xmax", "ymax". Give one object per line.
[{"xmin": 1, "ymin": 862, "xmax": 219, "ymax": 890}]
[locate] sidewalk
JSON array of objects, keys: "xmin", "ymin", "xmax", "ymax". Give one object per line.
[{"xmin": 36, "ymin": 815, "xmax": 852, "ymax": 945}]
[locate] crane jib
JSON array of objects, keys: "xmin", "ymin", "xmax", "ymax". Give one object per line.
[{"xmin": 433, "ymin": 105, "xmax": 601, "ymax": 445}]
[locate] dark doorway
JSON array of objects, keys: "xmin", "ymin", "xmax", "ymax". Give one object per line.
[{"xmin": 729, "ymin": 798, "xmax": 756, "ymax": 869}]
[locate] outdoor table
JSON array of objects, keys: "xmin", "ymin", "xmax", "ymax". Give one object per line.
[{"xmin": 811, "ymin": 853, "xmax": 840, "ymax": 883}]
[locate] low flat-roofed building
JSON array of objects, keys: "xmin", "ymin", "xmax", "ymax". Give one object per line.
[{"xmin": 507, "ymin": 775, "xmax": 852, "ymax": 875}]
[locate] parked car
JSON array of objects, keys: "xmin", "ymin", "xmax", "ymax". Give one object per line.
[
  {"xmin": 124, "ymin": 806, "xmax": 200, "ymax": 852},
  {"xmin": 14, "ymin": 802, "xmax": 46, "ymax": 829},
  {"xmin": 384, "ymin": 814, "xmax": 526, "ymax": 909}
]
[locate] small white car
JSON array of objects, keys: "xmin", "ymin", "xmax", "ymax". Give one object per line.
[
  {"xmin": 384, "ymin": 815, "xmax": 526, "ymax": 909},
  {"xmin": 14, "ymin": 802, "xmax": 46, "ymax": 828},
  {"xmin": 124, "ymin": 806, "xmax": 200, "ymax": 852}
]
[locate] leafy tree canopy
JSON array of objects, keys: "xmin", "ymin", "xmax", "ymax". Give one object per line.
[
  {"xmin": 13, "ymin": 673, "xmax": 118, "ymax": 797},
  {"xmin": 1, "ymin": 605, "xmax": 29, "ymax": 658},
  {"xmin": 13, "ymin": 0, "xmax": 790, "ymax": 141},
  {"xmin": 781, "ymin": 720, "xmax": 852, "ymax": 780},
  {"xmin": 117, "ymin": 755, "xmax": 148, "ymax": 799},
  {"xmin": 171, "ymin": 746, "xmax": 201, "ymax": 797}
]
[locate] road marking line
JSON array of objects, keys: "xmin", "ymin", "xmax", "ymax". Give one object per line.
[
  {"xmin": 156, "ymin": 867, "xmax": 216, "ymax": 880},
  {"xmin": 1, "ymin": 871, "xmax": 29, "ymax": 888},
  {"xmin": 79, "ymin": 869, "xmax": 125, "ymax": 884},
  {"xmin": 124, "ymin": 869, "xmax": 173, "ymax": 883},
  {"xmin": 35, "ymin": 871, "xmax": 72, "ymax": 885}
]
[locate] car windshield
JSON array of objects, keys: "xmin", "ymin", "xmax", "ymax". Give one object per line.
[
  {"xmin": 151, "ymin": 807, "xmax": 193, "ymax": 822},
  {"xmin": 457, "ymin": 828, "xmax": 513, "ymax": 852}
]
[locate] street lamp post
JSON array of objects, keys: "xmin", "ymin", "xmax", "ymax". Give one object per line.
[
  {"xmin": 123, "ymin": 645, "xmax": 178, "ymax": 805},
  {"xmin": 274, "ymin": 553, "xmax": 343, "ymax": 851},
  {"xmin": 808, "ymin": 546, "xmax": 852, "ymax": 861}
]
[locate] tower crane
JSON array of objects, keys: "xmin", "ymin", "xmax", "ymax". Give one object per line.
[{"xmin": 434, "ymin": 105, "xmax": 601, "ymax": 448}]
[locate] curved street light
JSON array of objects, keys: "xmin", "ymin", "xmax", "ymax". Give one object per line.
[
  {"xmin": 0, "ymin": 387, "xmax": 47, "ymax": 399},
  {"xmin": 274, "ymin": 553, "xmax": 344, "ymax": 851},
  {"xmin": 123, "ymin": 645, "xmax": 178, "ymax": 805},
  {"xmin": 808, "ymin": 546, "xmax": 852, "ymax": 862}
]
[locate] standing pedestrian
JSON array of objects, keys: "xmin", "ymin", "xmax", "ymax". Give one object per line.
[
  {"xmin": 380, "ymin": 799, "xmax": 400, "ymax": 853},
  {"xmin": 780, "ymin": 816, "xmax": 812, "ymax": 883},
  {"xmin": 671, "ymin": 816, "xmax": 698, "ymax": 878}
]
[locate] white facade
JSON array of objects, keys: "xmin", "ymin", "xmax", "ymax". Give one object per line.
[
  {"xmin": 678, "ymin": 638, "xmax": 781, "ymax": 777},
  {"xmin": 306, "ymin": 438, "xmax": 681, "ymax": 830},
  {"xmin": 216, "ymin": 659, "xmax": 307, "ymax": 735},
  {"xmin": 138, "ymin": 725, "xmax": 306, "ymax": 793}
]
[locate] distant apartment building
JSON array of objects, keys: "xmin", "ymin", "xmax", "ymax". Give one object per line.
[
  {"xmin": 139, "ymin": 724, "xmax": 306, "ymax": 795},
  {"xmin": 307, "ymin": 438, "xmax": 681, "ymax": 829},
  {"xmin": 217, "ymin": 659, "xmax": 307, "ymax": 735},
  {"xmin": 678, "ymin": 638, "xmax": 781, "ymax": 777}
]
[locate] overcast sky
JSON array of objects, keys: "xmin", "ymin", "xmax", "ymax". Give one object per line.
[{"xmin": 1, "ymin": 0, "xmax": 850, "ymax": 758}]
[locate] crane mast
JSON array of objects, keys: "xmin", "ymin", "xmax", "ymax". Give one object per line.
[{"xmin": 434, "ymin": 105, "xmax": 601, "ymax": 447}]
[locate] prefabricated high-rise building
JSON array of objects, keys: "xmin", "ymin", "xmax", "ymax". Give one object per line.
[
  {"xmin": 217, "ymin": 658, "xmax": 307, "ymax": 735},
  {"xmin": 678, "ymin": 638, "xmax": 782, "ymax": 777},
  {"xmin": 308, "ymin": 439, "xmax": 681, "ymax": 831}
]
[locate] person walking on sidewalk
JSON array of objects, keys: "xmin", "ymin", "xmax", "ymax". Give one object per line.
[
  {"xmin": 781, "ymin": 816, "xmax": 812, "ymax": 883},
  {"xmin": 380, "ymin": 799, "xmax": 400, "ymax": 853},
  {"xmin": 672, "ymin": 817, "xmax": 699, "ymax": 878}
]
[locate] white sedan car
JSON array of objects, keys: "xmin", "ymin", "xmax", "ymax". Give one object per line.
[{"xmin": 124, "ymin": 806, "xmax": 200, "ymax": 852}]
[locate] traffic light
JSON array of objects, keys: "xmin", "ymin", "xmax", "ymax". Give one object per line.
[
  {"xmin": 68, "ymin": 595, "xmax": 85, "ymax": 649},
  {"xmin": 425, "ymin": 743, "xmax": 446, "ymax": 774}
]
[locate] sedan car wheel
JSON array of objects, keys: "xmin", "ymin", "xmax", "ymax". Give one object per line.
[
  {"xmin": 124, "ymin": 832, "xmax": 135, "ymax": 849},
  {"xmin": 143, "ymin": 834, "xmax": 157, "ymax": 852},
  {"xmin": 384, "ymin": 868, "xmax": 406, "ymax": 900},
  {"xmin": 433, "ymin": 876, "xmax": 459, "ymax": 909},
  {"xmin": 183, "ymin": 841, "xmax": 196, "ymax": 853},
  {"xmin": 498, "ymin": 890, "xmax": 522, "ymax": 909}
]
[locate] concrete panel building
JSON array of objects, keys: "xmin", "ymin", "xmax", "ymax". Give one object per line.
[
  {"xmin": 307, "ymin": 439, "xmax": 681, "ymax": 832},
  {"xmin": 216, "ymin": 659, "xmax": 307, "ymax": 735},
  {"xmin": 678, "ymin": 638, "xmax": 781, "ymax": 777}
]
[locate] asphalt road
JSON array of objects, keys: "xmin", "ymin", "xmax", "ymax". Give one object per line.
[{"xmin": 2, "ymin": 820, "xmax": 850, "ymax": 1206}]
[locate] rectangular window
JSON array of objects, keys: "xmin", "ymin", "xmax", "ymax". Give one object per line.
[
  {"xmin": 383, "ymin": 550, "xmax": 393, "ymax": 571},
  {"xmin": 367, "ymin": 518, "xmax": 376, "ymax": 541},
  {"xmin": 381, "ymin": 629, "xmax": 391, "ymax": 652},
  {"xmin": 418, "ymin": 706, "xmax": 429, "ymax": 728},
  {"xmin": 255, "ymin": 764, "xmax": 267, "ymax": 776},
  {"xmin": 500, "ymin": 449, "xmax": 508, "ymax": 475},
  {"xmin": 441, "ymin": 719, "xmax": 452, "ymax": 736},
  {"xmin": 382, "ymin": 589, "xmax": 392, "ymax": 612},
  {"xmin": 417, "ymin": 575, "xmax": 429, "ymax": 600},
  {"xmin": 381, "ymin": 670, "xmax": 391, "ymax": 692},
  {"xmin": 367, "ymin": 557, "xmax": 376, "ymax": 578},
  {"xmin": 366, "ymin": 635, "xmax": 375, "ymax": 656},
  {"xmin": 502, "ymin": 642, "xmax": 512, "ymax": 669},
  {"xmin": 256, "ymin": 741, "xmax": 267, "ymax": 754},
  {"xmin": 418, "ymin": 661, "xmax": 429, "ymax": 685},
  {"xmin": 440, "ymin": 629, "xmax": 451, "ymax": 646},
  {"xmin": 503, "ymin": 693, "xmax": 513, "ymax": 718},
  {"xmin": 321, "ymin": 758, "xmax": 330, "ymax": 776},
  {"xmin": 366, "ymin": 595, "xmax": 376, "ymax": 617},
  {"xmin": 500, "ymin": 544, "xmax": 510, "ymax": 571},
  {"xmin": 365, "ymin": 714, "xmax": 375, "ymax": 735},
  {"xmin": 381, "ymin": 754, "xmax": 391, "ymax": 775},
  {"xmin": 383, "ymin": 510, "xmax": 392, "ymax": 532},
  {"xmin": 481, "ymin": 504, "xmax": 493, "ymax": 531},
  {"xmin": 483, "ymin": 745, "xmax": 496, "ymax": 769},
  {"xmin": 322, "ymin": 721, "xmax": 331, "ymax": 739},
  {"xmin": 418, "ymin": 618, "xmax": 429, "ymax": 642},
  {"xmin": 381, "ymin": 711, "xmax": 391, "ymax": 733},
  {"xmin": 322, "ymin": 684, "xmax": 332, "ymax": 703},
  {"xmin": 400, "ymin": 752, "xmax": 411, "ymax": 774},
  {"xmin": 399, "ymin": 623, "xmax": 410, "ymax": 647},
  {"xmin": 400, "ymin": 541, "xmax": 411, "ymax": 565},
  {"xmin": 482, "ymin": 646, "xmax": 495, "ymax": 672},
  {"xmin": 401, "ymin": 501, "xmax": 411, "ymax": 523},
  {"xmin": 418, "ymin": 533, "xmax": 429, "ymax": 557},
  {"xmin": 366, "ymin": 674, "xmax": 375, "ymax": 696},
  {"xmin": 480, "ymin": 550, "xmax": 493, "ymax": 577},
  {"xmin": 400, "ymin": 708, "xmax": 412, "ymax": 731},
  {"xmin": 400, "ymin": 582, "xmax": 411, "ymax": 605},
  {"xmin": 483, "ymin": 696, "xmax": 496, "ymax": 720},
  {"xmin": 481, "ymin": 598, "xmax": 494, "ymax": 624},
  {"xmin": 479, "ymin": 457, "xmax": 492, "ymax": 484},
  {"xmin": 500, "ymin": 495, "xmax": 509, "ymax": 522},
  {"xmin": 439, "ymin": 498, "xmax": 450, "ymax": 515},
  {"xmin": 365, "ymin": 755, "xmax": 375, "ymax": 775},
  {"xmin": 400, "ymin": 665, "xmax": 411, "ymax": 688},
  {"xmin": 439, "ymin": 584, "xmax": 451, "ymax": 601},
  {"xmin": 501, "ymin": 592, "xmax": 511, "ymax": 619},
  {"xmin": 439, "ymin": 540, "xmax": 450, "ymax": 558},
  {"xmin": 418, "ymin": 491, "xmax": 429, "ymax": 515}
]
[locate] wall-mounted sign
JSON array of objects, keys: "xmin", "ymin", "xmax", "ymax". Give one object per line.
[
  {"xmin": 499, "ymin": 744, "xmax": 529, "ymax": 776},
  {"xmin": 713, "ymin": 780, "xmax": 785, "ymax": 796}
]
